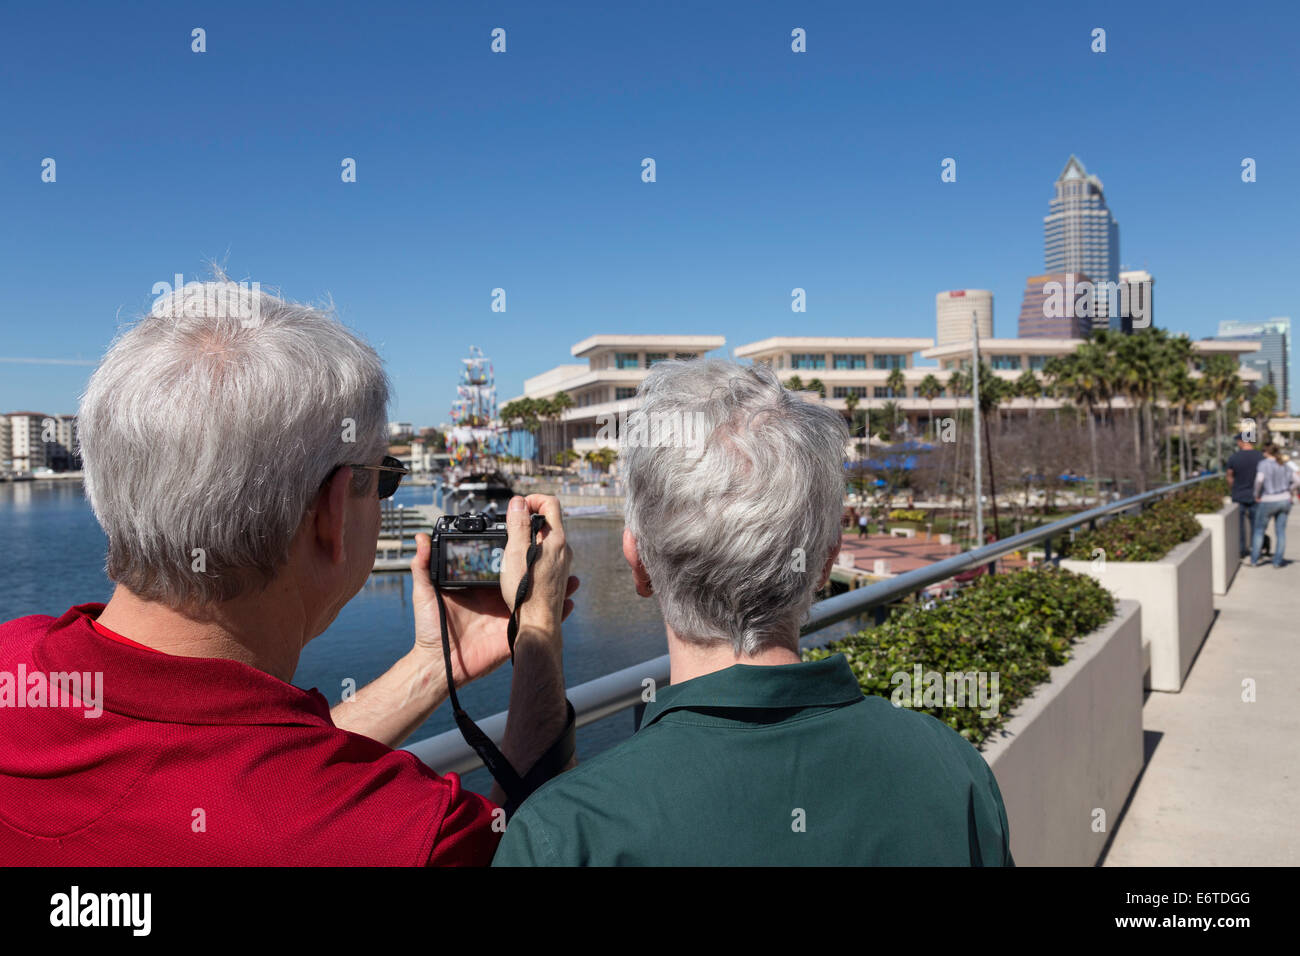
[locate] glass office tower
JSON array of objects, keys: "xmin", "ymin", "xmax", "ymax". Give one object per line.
[{"xmin": 1044, "ymin": 156, "xmax": 1121, "ymax": 332}]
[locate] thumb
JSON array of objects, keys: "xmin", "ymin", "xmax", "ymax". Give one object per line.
[
  {"xmin": 502, "ymin": 495, "xmax": 530, "ymax": 602},
  {"xmin": 410, "ymin": 532, "xmax": 435, "ymax": 603}
]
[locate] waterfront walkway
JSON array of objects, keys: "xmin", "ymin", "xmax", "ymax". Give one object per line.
[
  {"xmin": 1102, "ymin": 555, "xmax": 1300, "ymax": 866},
  {"xmin": 837, "ymin": 532, "xmax": 1032, "ymax": 578}
]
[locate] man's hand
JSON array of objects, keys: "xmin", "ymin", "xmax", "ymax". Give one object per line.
[
  {"xmin": 500, "ymin": 494, "xmax": 575, "ymax": 637},
  {"xmin": 409, "ymin": 499, "xmax": 578, "ymax": 687}
]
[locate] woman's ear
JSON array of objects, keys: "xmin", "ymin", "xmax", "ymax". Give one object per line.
[{"xmin": 623, "ymin": 527, "xmax": 654, "ymax": 597}]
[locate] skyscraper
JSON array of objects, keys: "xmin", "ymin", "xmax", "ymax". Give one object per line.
[
  {"xmin": 935, "ymin": 289, "xmax": 993, "ymax": 345},
  {"xmin": 1216, "ymin": 317, "xmax": 1292, "ymax": 413},
  {"xmin": 1117, "ymin": 269, "xmax": 1154, "ymax": 332},
  {"xmin": 1017, "ymin": 273, "xmax": 1093, "ymax": 339},
  {"xmin": 1044, "ymin": 156, "xmax": 1120, "ymax": 333}
]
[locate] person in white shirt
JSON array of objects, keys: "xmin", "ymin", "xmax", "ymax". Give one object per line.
[{"xmin": 1251, "ymin": 443, "xmax": 1298, "ymax": 568}]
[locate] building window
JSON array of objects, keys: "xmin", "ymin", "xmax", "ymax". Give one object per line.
[
  {"xmin": 615, "ymin": 352, "xmax": 640, "ymax": 369},
  {"xmin": 646, "ymin": 353, "xmax": 669, "ymax": 366},
  {"xmin": 791, "ymin": 353, "xmax": 826, "ymax": 370},
  {"xmin": 615, "ymin": 387, "xmax": 638, "ymax": 400},
  {"xmin": 873, "ymin": 354, "xmax": 905, "ymax": 370},
  {"xmin": 1028, "ymin": 355, "xmax": 1048, "ymax": 370},
  {"xmin": 833, "ymin": 353, "xmax": 867, "ymax": 370},
  {"xmin": 673, "ymin": 352, "xmax": 697, "ymax": 360},
  {"xmin": 873, "ymin": 387, "xmax": 901, "ymax": 398},
  {"xmin": 832, "ymin": 386, "xmax": 869, "ymax": 398},
  {"xmin": 991, "ymin": 355, "xmax": 1022, "ymax": 370}
]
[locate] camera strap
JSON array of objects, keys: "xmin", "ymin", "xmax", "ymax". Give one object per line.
[{"xmin": 433, "ymin": 513, "xmax": 576, "ymax": 817}]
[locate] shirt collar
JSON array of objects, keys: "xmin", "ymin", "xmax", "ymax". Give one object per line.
[
  {"xmin": 31, "ymin": 604, "xmax": 335, "ymax": 728},
  {"xmin": 640, "ymin": 654, "xmax": 863, "ymax": 729}
]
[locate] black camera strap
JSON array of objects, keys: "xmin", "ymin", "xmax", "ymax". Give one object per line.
[{"xmin": 433, "ymin": 513, "xmax": 576, "ymax": 817}]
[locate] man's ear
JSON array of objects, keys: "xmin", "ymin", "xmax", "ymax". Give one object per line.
[
  {"xmin": 313, "ymin": 466, "xmax": 351, "ymax": 564},
  {"xmin": 817, "ymin": 541, "xmax": 842, "ymax": 591},
  {"xmin": 622, "ymin": 527, "xmax": 654, "ymax": 597}
]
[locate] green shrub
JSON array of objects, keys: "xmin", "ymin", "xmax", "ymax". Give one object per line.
[
  {"xmin": 1161, "ymin": 478, "xmax": 1229, "ymax": 516},
  {"xmin": 1059, "ymin": 496, "xmax": 1202, "ymax": 562},
  {"xmin": 888, "ymin": 509, "xmax": 926, "ymax": 522},
  {"xmin": 804, "ymin": 567, "xmax": 1115, "ymax": 748}
]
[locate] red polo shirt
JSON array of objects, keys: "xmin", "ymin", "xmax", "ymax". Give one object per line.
[{"xmin": 0, "ymin": 604, "xmax": 501, "ymax": 865}]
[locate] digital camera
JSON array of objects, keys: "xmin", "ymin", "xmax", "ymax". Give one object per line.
[{"xmin": 431, "ymin": 512, "xmax": 508, "ymax": 588}]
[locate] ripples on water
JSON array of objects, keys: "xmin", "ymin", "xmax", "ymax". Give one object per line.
[{"xmin": 0, "ymin": 481, "xmax": 870, "ymax": 794}]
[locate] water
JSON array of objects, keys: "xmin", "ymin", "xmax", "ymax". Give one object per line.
[{"xmin": 0, "ymin": 480, "xmax": 871, "ymax": 794}]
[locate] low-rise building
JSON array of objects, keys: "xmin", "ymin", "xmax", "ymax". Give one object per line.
[
  {"xmin": 504, "ymin": 335, "xmax": 725, "ymax": 457},
  {"xmin": 5, "ymin": 412, "xmax": 49, "ymax": 473}
]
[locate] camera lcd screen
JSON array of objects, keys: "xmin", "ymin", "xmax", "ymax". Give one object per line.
[{"xmin": 443, "ymin": 537, "xmax": 502, "ymax": 584}]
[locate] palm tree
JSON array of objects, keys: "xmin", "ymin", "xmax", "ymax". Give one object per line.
[
  {"xmin": 534, "ymin": 397, "xmax": 558, "ymax": 471},
  {"xmin": 552, "ymin": 391, "xmax": 574, "ymax": 464},
  {"xmin": 1167, "ymin": 365, "xmax": 1200, "ymax": 479},
  {"xmin": 885, "ymin": 368, "xmax": 906, "ymax": 435},
  {"xmin": 806, "ymin": 377, "xmax": 827, "ymax": 398},
  {"xmin": 1111, "ymin": 330, "xmax": 1157, "ymax": 492},
  {"xmin": 785, "ymin": 375, "xmax": 805, "ymax": 392},
  {"xmin": 843, "ymin": 389, "xmax": 860, "ymax": 429},
  {"xmin": 1251, "ymin": 383, "xmax": 1278, "ymax": 441},
  {"xmin": 1156, "ymin": 333, "xmax": 1194, "ymax": 483},
  {"xmin": 1198, "ymin": 353, "xmax": 1241, "ymax": 471},
  {"xmin": 877, "ymin": 401, "xmax": 901, "ymax": 442},
  {"xmin": 498, "ymin": 398, "xmax": 539, "ymax": 472},
  {"xmin": 917, "ymin": 373, "xmax": 942, "ymax": 439},
  {"xmin": 584, "ymin": 447, "xmax": 618, "ymax": 474},
  {"xmin": 1045, "ymin": 350, "xmax": 1106, "ymax": 505},
  {"xmin": 1015, "ymin": 369, "xmax": 1041, "ymax": 422}
]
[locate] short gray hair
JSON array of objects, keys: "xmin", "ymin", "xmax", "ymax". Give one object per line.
[
  {"xmin": 621, "ymin": 359, "xmax": 848, "ymax": 655},
  {"xmin": 79, "ymin": 277, "xmax": 390, "ymax": 607}
]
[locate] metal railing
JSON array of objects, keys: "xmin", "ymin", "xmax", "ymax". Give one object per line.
[{"xmin": 401, "ymin": 473, "xmax": 1219, "ymax": 774}]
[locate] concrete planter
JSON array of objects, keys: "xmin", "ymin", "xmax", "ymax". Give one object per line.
[
  {"xmin": 1193, "ymin": 498, "xmax": 1239, "ymax": 595},
  {"xmin": 983, "ymin": 600, "xmax": 1143, "ymax": 867},
  {"xmin": 1059, "ymin": 530, "xmax": 1213, "ymax": 692}
]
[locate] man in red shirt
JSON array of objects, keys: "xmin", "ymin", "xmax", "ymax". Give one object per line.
[{"xmin": 0, "ymin": 278, "xmax": 576, "ymax": 865}]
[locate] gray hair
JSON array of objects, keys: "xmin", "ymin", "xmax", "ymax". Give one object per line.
[
  {"xmin": 621, "ymin": 359, "xmax": 848, "ymax": 655},
  {"xmin": 79, "ymin": 277, "xmax": 390, "ymax": 607}
]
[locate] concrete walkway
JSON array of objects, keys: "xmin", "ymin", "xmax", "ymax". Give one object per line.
[{"xmin": 1102, "ymin": 555, "xmax": 1300, "ymax": 866}]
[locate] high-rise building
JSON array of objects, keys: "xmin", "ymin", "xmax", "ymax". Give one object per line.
[
  {"xmin": 935, "ymin": 290, "xmax": 993, "ymax": 345},
  {"xmin": 1216, "ymin": 317, "xmax": 1292, "ymax": 412},
  {"xmin": 1117, "ymin": 269, "xmax": 1154, "ymax": 332},
  {"xmin": 0, "ymin": 415, "xmax": 10, "ymax": 471},
  {"xmin": 1044, "ymin": 156, "xmax": 1120, "ymax": 333},
  {"xmin": 1017, "ymin": 273, "xmax": 1094, "ymax": 339}
]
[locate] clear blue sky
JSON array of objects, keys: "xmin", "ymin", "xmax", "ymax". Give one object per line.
[{"xmin": 2, "ymin": 0, "xmax": 1297, "ymax": 421}]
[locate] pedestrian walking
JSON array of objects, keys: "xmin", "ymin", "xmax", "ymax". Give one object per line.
[
  {"xmin": 1227, "ymin": 434, "xmax": 1265, "ymax": 561},
  {"xmin": 1250, "ymin": 443, "xmax": 1298, "ymax": 568}
]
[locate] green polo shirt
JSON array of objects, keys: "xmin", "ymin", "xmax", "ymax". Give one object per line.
[{"xmin": 493, "ymin": 654, "xmax": 1013, "ymax": 866}]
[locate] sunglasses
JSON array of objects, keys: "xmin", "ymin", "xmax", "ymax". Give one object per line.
[{"xmin": 329, "ymin": 455, "xmax": 409, "ymax": 499}]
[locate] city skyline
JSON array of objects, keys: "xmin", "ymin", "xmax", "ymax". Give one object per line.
[{"xmin": 2, "ymin": 2, "xmax": 1296, "ymax": 425}]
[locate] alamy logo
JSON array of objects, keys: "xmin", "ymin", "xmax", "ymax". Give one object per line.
[
  {"xmin": 0, "ymin": 665, "xmax": 103, "ymax": 718},
  {"xmin": 597, "ymin": 408, "xmax": 708, "ymax": 450},
  {"xmin": 1042, "ymin": 275, "xmax": 1151, "ymax": 328},
  {"xmin": 151, "ymin": 274, "xmax": 262, "ymax": 327},
  {"xmin": 50, "ymin": 886, "xmax": 151, "ymax": 936},
  {"xmin": 890, "ymin": 665, "xmax": 1000, "ymax": 718}
]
